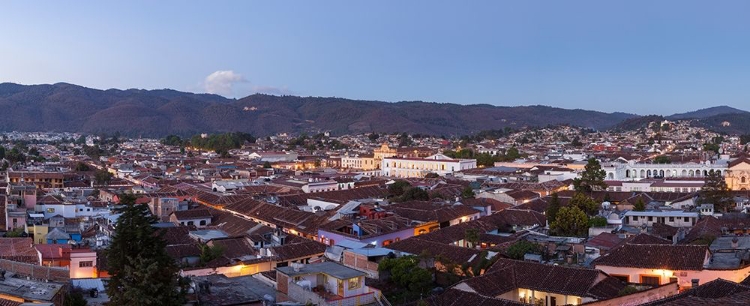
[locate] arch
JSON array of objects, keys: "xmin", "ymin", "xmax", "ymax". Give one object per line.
[
  {"xmin": 647, "ymin": 170, "xmax": 652, "ymax": 177},
  {"xmin": 659, "ymin": 170, "xmax": 665, "ymax": 177},
  {"xmin": 626, "ymin": 170, "xmax": 630, "ymax": 178},
  {"xmin": 742, "ymin": 177, "xmax": 747, "ymax": 184},
  {"xmin": 640, "ymin": 170, "xmax": 646, "ymax": 178},
  {"xmin": 689, "ymin": 170, "xmax": 695, "ymax": 177},
  {"xmin": 608, "ymin": 173, "xmax": 614, "ymax": 179},
  {"xmin": 704, "ymin": 170, "xmax": 709, "ymax": 176},
  {"xmin": 681, "ymin": 169, "xmax": 687, "ymax": 177}
]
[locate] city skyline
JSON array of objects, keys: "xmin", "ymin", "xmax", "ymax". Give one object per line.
[{"xmin": 2, "ymin": 1, "xmax": 750, "ymax": 115}]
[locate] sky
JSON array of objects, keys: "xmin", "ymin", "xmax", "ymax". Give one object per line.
[{"xmin": 1, "ymin": 1, "xmax": 750, "ymax": 115}]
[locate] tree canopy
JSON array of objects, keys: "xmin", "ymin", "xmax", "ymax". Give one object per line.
[
  {"xmin": 105, "ymin": 194, "xmax": 186, "ymax": 305},
  {"xmin": 378, "ymin": 256, "xmax": 432, "ymax": 294},
  {"xmin": 189, "ymin": 132, "xmax": 255, "ymax": 152},
  {"xmin": 550, "ymin": 206, "xmax": 589, "ymax": 237},
  {"xmin": 699, "ymin": 170, "xmax": 733, "ymax": 212},
  {"xmin": 545, "ymin": 193, "xmax": 561, "ymax": 224},
  {"xmin": 573, "ymin": 158, "xmax": 608, "ymax": 193}
]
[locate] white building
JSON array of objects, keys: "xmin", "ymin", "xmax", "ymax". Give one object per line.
[
  {"xmin": 623, "ymin": 211, "xmax": 699, "ymax": 228},
  {"xmin": 381, "ymin": 154, "xmax": 477, "ymax": 178},
  {"xmin": 602, "ymin": 160, "xmax": 728, "ymax": 181}
]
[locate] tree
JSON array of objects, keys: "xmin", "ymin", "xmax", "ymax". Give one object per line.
[
  {"xmin": 569, "ymin": 192, "xmax": 599, "ymax": 216},
  {"xmin": 64, "ymin": 286, "xmax": 89, "ymax": 306},
  {"xmin": 0, "ymin": 145, "xmax": 5, "ymax": 160},
  {"xmin": 94, "ymin": 169, "xmax": 113, "ymax": 186},
  {"xmin": 368, "ymin": 133, "xmax": 379, "ymax": 142},
  {"xmin": 506, "ymin": 240, "xmax": 541, "ymax": 260},
  {"xmin": 464, "ymin": 229, "xmax": 480, "ymax": 248},
  {"xmin": 75, "ymin": 162, "xmax": 91, "ymax": 172},
  {"xmin": 550, "ymin": 206, "xmax": 589, "ymax": 237},
  {"xmin": 653, "ymin": 155, "xmax": 671, "ymax": 164},
  {"xmin": 571, "ymin": 136, "xmax": 583, "ymax": 147},
  {"xmin": 378, "ymin": 256, "xmax": 433, "ymax": 294},
  {"xmin": 699, "ymin": 170, "xmax": 733, "ymax": 212},
  {"xmin": 161, "ymin": 135, "xmax": 183, "ymax": 146},
  {"xmin": 573, "ymin": 158, "xmax": 608, "ymax": 193},
  {"xmin": 400, "ymin": 187, "xmax": 430, "ymax": 202},
  {"xmin": 105, "ymin": 194, "xmax": 186, "ymax": 305},
  {"xmin": 199, "ymin": 244, "xmax": 225, "ymax": 266},
  {"xmin": 589, "ymin": 216, "xmax": 608, "ymax": 227},
  {"xmin": 388, "ymin": 180, "xmax": 412, "ymax": 197},
  {"xmin": 461, "ymin": 186, "xmax": 475, "ymax": 199},
  {"xmin": 262, "ymin": 161, "xmax": 272, "ymax": 169},
  {"xmin": 633, "ymin": 198, "xmax": 646, "ymax": 211},
  {"xmin": 545, "ymin": 193, "xmax": 561, "ymax": 223}
]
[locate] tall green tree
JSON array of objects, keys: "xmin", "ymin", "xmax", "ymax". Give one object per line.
[
  {"xmin": 550, "ymin": 206, "xmax": 589, "ymax": 237},
  {"xmin": 461, "ymin": 186, "xmax": 475, "ymax": 199},
  {"xmin": 633, "ymin": 198, "xmax": 646, "ymax": 211},
  {"xmin": 570, "ymin": 192, "xmax": 599, "ymax": 216},
  {"xmin": 105, "ymin": 194, "xmax": 185, "ymax": 305},
  {"xmin": 545, "ymin": 193, "xmax": 561, "ymax": 223},
  {"xmin": 573, "ymin": 158, "xmax": 608, "ymax": 193},
  {"xmin": 699, "ymin": 170, "xmax": 733, "ymax": 212}
]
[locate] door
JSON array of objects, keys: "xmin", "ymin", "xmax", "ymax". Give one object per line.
[
  {"xmin": 337, "ymin": 279, "xmax": 344, "ymax": 296},
  {"xmin": 550, "ymin": 296, "xmax": 557, "ymax": 306}
]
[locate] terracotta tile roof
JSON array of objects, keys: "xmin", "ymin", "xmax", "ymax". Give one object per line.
[
  {"xmin": 643, "ymin": 279, "xmax": 750, "ymax": 305},
  {"xmin": 461, "ymin": 198, "xmax": 513, "ymax": 211},
  {"xmin": 205, "ymin": 207, "xmax": 260, "ymax": 237},
  {"xmin": 172, "ymin": 208, "xmax": 212, "ymax": 220},
  {"xmin": 386, "ymin": 238, "xmax": 481, "ymax": 264},
  {"xmin": 269, "ymin": 240, "xmax": 326, "ymax": 262},
  {"xmin": 465, "ymin": 258, "xmax": 626, "ymax": 300},
  {"xmin": 593, "ymin": 243, "xmax": 708, "ymax": 270},
  {"xmin": 386, "ymin": 201, "xmax": 480, "ymax": 223},
  {"xmin": 586, "ymin": 232, "xmax": 625, "ymax": 250},
  {"xmin": 157, "ymin": 226, "xmax": 194, "ymax": 246},
  {"xmin": 0, "ymin": 238, "xmax": 38, "ymax": 264},
  {"xmin": 165, "ymin": 244, "xmax": 201, "ymax": 260},
  {"xmin": 626, "ymin": 233, "xmax": 673, "ymax": 245},
  {"xmin": 425, "ymin": 288, "xmax": 525, "ymax": 306},
  {"xmin": 276, "ymin": 185, "xmax": 388, "ymax": 207}
]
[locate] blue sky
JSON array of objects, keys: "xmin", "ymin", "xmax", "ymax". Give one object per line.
[{"xmin": 1, "ymin": 1, "xmax": 749, "ymax": 115}]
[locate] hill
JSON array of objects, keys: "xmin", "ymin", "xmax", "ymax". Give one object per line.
[
  {"xmin": 609, "ymin": 115, "xmax": 665, "ymax": 132},
  {"xmin": 0, "ymin": 83, "xmax": 643, "ymax": 137},
  {"xmin": 667, "ymin": 106, "xmax": 748, "ymax": 120},
  {"xmin": 691, "ymin": 113, "xmax": 750, "ymax": 135}
]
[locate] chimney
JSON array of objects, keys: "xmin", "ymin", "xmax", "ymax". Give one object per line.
[{"xmin": 691, "ymin": 279, "xmax": 699, "ymax": 289}]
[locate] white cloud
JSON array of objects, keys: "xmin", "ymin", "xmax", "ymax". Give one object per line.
[
  {"xmin": 201, "ymin": 70, "xmax": 294, "ymax": 97},
  {"xmin": 203, "ymin": 70, "xmax": 247, "ymax": 97}
]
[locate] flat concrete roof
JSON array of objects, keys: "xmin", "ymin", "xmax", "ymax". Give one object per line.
[
  {"xmin": 0, "ymin": 273, "xmax": 64, "ymax": 302},
  {"xmin": 190, "ymin": 274, "xmax": 276, "ymax": 305},
  {"xmin": 276, "ymin": 262, "xmax": 366, "ymax": 280}
]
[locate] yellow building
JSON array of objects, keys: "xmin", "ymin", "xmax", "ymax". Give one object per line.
[{"xmin": 726, "ymin": 156, "xmax": 750, "ymax": 191}]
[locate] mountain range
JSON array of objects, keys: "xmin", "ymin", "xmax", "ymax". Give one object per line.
[{"xmin": 0, "ymin": 82, "xmax": 748, "ymax": 137}]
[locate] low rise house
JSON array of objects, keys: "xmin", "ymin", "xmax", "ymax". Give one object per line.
[{"xmin": 276, "ymin": 261, "xmax": 384, "ymax": 306}]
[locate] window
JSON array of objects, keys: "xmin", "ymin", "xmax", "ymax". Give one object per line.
[
  {"xmin": 199, "ymin": 220, "xmax": 207, "ymax": 226},
  {"xmin": 647, "ymin": 216, "xmax": 653, "ymax": 221},
  {"xmin": 79, "ymin": 261, "xmax": 93, "ymax": 268},
  {"xmin": 684, "ymin": 217, "xmax": 690, "ymax": 222},
  {"xmin": 640, "ymin": 275, "xmax": 660, "ymax": 286},
  {"xmin": 348, "ymin": 277, "xmax": 362, "ymax": 290},
  {"xmin": 46, "ymin": 208, "xmax": 55, "ymax": 213},
  {"xmin": 669, "ymin": 217, "xmax": 675, "ymax": 222},
  {"xmin": 382, "ymin": 240, "xmax": 392, "ymax": 246}
]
